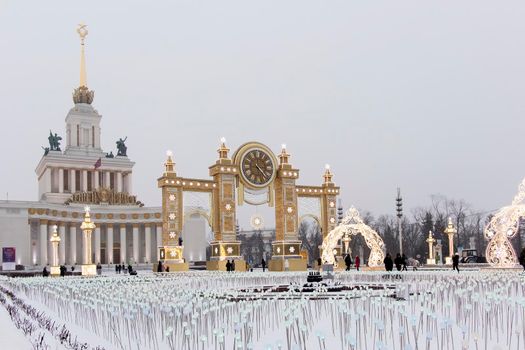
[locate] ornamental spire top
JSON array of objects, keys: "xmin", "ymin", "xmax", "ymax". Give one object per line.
[
  {"xmin": 77, "ymin": 23, "xmax": 88, "ymax": 87},
  {"xmin": 73, "ymin": 23, "xmax": 94, "ymax": 104}
]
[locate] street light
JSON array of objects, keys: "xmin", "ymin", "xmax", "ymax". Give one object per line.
[{"xmin": 396, "ymin": 188, "xmax": 403, "ymax": 255}]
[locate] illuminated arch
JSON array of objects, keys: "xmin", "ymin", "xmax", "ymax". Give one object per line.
[
  {"xmin": 484, "ymin": 177, "xmax": 525, "ymax": 267},
  {"xmin": 321, "ymin": 207, "xmax": 385, "ymax": 267}
]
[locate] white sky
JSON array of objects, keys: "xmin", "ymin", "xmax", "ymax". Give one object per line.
[{"xmin": 1, "ymin": 1, "xmax": 524, "ymax": 229}]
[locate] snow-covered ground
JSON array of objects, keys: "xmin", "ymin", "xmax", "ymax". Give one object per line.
[{"xmin": 1, "ymin": 270, "xmax": 524, "ymax": 350}]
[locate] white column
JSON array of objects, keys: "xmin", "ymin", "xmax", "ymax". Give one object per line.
[
  {"xmin": 94, "ymin": 226, "xmax": 101, "ymax": 263},
  {"xmin": 156, "ymin": 223, "xmax": 162, "ymax": 262},
  {"xmin": 132, "ymin": 224, "xmax": 139, "ymax": 263},
  {"xmin": 128, "ymin": 173, "xmax": 133, "ymax": 194},
  {"xmin": 58, "ymin": 168, "xmax": 64, "ymax": 193},
  {"xmin": 117, "ymin": 172, "xmax": 123, "ymax": 192},
  {"xmin": 59, "ymin": 223, "xmax": 66, "ymax": 264},
  {"xmin": 107, "ymin": 224, "xmax": 114, "ymax": 264},
  {"xmin": 120, "ymin": 224, "xmax": 126, "ymax": 264},
  {"xmin": 82, "ymin": 170, "xmax": 88, "ymax": 191},
  {"xmin": 145, "ymin": 224, "xmax": 151, "ymax": 263},
  {"xmin": 40, "ymin": 220, "xmax": 48, "ymax": 265},
  {"xmin": 70, "ymin": 169, "xmax": 76, "ymax": 193},
  {"xmin": 43, "ymin": 168, "xmax": 52, "ymax": 193},
  {"xmin": 70, "ymin": 225, "xmax": 77, "ymax": 264},
  {"xmin": 94, "ymin": 170, "xmax": 99, "ymax": 190},
  {"xmin": 105, "ymin": 171, "xmax": 110, "ymax": 189}
]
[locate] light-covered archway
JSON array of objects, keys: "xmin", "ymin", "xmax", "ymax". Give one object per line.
[
  {"xmin": 321, "ymin": 207, "xmax": 385, "ymax": 267},
  {"xmin": 484, "ymin": 177, "xmax": 525, "ymax": 267}
]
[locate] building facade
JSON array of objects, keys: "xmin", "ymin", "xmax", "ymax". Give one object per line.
[{"xmin": 0, "ymin": 26, "xmax": 163, "ymax": 267}]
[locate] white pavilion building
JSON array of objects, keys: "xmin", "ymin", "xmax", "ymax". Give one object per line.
[{"xmin": 0, "ymin": 26, "xmax": 165, "ymax": 267}]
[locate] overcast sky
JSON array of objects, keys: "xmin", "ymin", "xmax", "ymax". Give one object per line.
[{"xmin": 1, "ymin": 1, "xmax": 524, "ymax": 228}]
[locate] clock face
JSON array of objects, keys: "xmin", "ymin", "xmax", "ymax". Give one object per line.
[{"xmin": 240, "ymin": 149, "xmax": 275, "ymax": 187}]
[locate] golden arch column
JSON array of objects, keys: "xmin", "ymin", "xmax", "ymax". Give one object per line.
[
  {"xmin": 269, "ymin": 145, "xmax": 305, "ymax": 271},
  {"xmin": 207, "ymin": 139, "xmax": 245, "ymax": 271},
  {"xmin": 320, "ymin": 165, "xmax": 339, "ymax": 239},
  {"xmin": 157, "ymin": 151, "xmax": 188, "ymax": 271}
]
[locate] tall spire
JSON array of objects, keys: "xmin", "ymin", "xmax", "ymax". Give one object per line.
[
  {"xmin": 78, "ymin": 23, "xmax": 88, "ymax": 87},
  {"xmin": 73, "ymin": 23, "xmax": 94, "ymax": 105}
]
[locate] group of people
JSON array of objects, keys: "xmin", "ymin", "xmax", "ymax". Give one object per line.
[
  {"xmin": 225, "ymin": 259, "xmax": 236, "ymax": 272},
  {"xmin": 115, "ymin": 263, "xmax": 136, "ymax": 274},
  {"xmin": 42, "ymin": 264, "xmax": 73, "ymax": 277},
  {"xmin": 343, "ymin": 254, "xmax": 360, "ymax": 271},
  {"xmin": 383, "ymin": 253, "xmax": 408, "ymax": 271}
]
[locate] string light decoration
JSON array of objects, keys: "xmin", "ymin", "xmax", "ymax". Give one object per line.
[
  {"xmin": 321, "ymin": 207, "xmax": 385, "ymax": 267},
  {"xmin": 484, "ymin": 177, "xmax": 525, "ymax": 267}
]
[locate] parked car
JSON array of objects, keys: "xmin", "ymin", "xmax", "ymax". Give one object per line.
[{"xmin": 462, "ymin": 256, "xmax": 487, "ymax": 264}]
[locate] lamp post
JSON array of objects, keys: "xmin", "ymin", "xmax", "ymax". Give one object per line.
[
  {"xmin": 49, "ymin": 225, "xmax": 61, "ymax": 275},
  {"xmin": 396, "ymin": 188, "xmax": 403, "ymax": 255},
  {"xmin": 426, "ymin": 231, "xmax": 436, "ymax": 265},
  {"xmin": 444, "ymin": 217, "xmax": 457, "ymax": 264},
  {"xmin": 80, "ymin": 206, "xmax": 96, "ymax": 275}
]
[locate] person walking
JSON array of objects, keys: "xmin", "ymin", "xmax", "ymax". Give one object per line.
[
  {"xmin": 42, "ymin": 266, "xmax": 49, "ymax": 277},
  {"xmin": 452, "ymin": 254, "xmax": 460, "ymax": 273},
  {"xmin": 261, "ymin": 258, "xmax": 266, "ymax": 272},
  {"xmin": 384, "ymin": 253, "xmax": 393, "ymax": 272},
  {"xmin": 317, "ymin": 257, "xmax": 322, "ymax": 271},
  {"xmin": 401, "ymin": 254, "xmax": 408, "ymax": 271},
  {"xmin": 284, "ymin": 259, "xmax": 290, "ymax": 272},
  {"xmin": 226, "ymin": 260, "xmax": 231, "ymax": 272},
  {"xmin": 355, "ymin": 255, "xmax": 360, "ymax": 271},
  {"xmin": 344, "ymin": 254, "xmax": 352, "ymax": 271},
  {"xmin": 394, "ymin": 253, "xmax": 402, "ymax": 271},
  {"xmin": 157, "ymin": 261, "xmax": 163, "ymax": 273}
]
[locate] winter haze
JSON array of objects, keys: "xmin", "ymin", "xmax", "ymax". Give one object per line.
[{"xmin": 1, "ymin": 0, "xmax": 524, "ymax": 228}]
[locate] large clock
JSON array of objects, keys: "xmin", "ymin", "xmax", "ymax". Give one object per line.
[{"xmin": 239, "ymin": 148, "xmax": 276, "ymax": 188}]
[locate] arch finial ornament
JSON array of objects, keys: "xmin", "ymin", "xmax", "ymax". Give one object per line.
[
  {"xmin": 484, "ymin": 177, "xmax": 525, "ymax": 267},
  {"xmin": 321, "ymin": 207, "xmax": 385, "ymax": 267}
]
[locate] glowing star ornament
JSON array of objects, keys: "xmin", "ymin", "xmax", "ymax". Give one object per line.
[
  {"xmin": 289, "ymin": 246, "xmax": 295, "ymax": 253},
  {"xmin": 169, "ymin": 232, "xmax": 176, "ymax": 239},
  {"xmin": 226, "ymin": 247, "xmax": 233, "ymax": 254},
  {"xmin": 250, "ymin": 214, "xmax": 264, "ymax": 230},
  {"xmin": 169, "ymin": 194, "xmax": 176, "ymax": 201},
  {"xmin": 225, "ymin": 203, "xmax": 232, "ymax": 211},
  {"xmin": 168, "ymin": 213, "xmax": 176, "ymax": 220}
]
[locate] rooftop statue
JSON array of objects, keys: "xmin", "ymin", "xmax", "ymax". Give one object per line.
[
  {"xmin": 116, "ymin": 137, "xmax": 128, "ymax": 157},
  {"xmin": 48, "ymin": 130, "xmax": 62, "ymax": 151}
]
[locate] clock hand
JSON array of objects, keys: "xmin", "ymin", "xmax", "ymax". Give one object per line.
[{"xmin": 255, "ymin": 164, "xmax": 266, "ymax": 178}]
